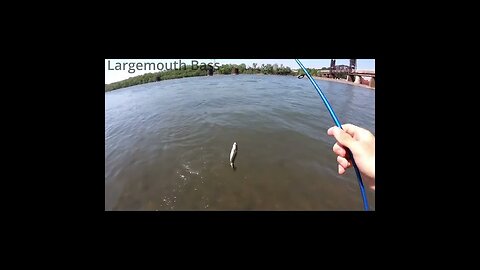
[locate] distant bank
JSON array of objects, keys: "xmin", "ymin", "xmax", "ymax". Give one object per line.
[
  {"xmin": 105, "ymin": 64, "xmax": 293, "ymax": 92},
  {"xmin": 105, "ymin": 64, "xmax": 375, "ymax": 92},
  {"xmin": 312, "ymin": 76, "xmax": 375, "ymax": 90}
]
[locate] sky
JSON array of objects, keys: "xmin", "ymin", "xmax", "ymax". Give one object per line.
[{"xmin": 105, "ymin": 59, "xmax": 375, "ymax": 84}]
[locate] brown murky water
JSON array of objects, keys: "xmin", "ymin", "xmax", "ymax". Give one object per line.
[{"xmin": 105, "ymin": 75, "xmax": 375, "ymax": 210}]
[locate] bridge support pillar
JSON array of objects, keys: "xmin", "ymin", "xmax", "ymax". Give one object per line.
[
  {"xmin": 369, "ymin": 77, "xmax": 375, "ymax": 88},
  {"xmin": 354, "ymin": 75, "xmax": 362, "ymax": 84},
  {"xmin": 346, "ymin": 75, "xmax": 353, "ymax": 82}
]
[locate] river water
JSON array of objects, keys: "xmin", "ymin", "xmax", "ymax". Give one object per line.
[{"xmin": 105, "ymin": 75, "xmax": 375, "ymax": 210}]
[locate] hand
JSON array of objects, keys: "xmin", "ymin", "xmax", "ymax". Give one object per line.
[{"xmin": 327, "ymin": 124, "xmax": 375, "ymax": 190}]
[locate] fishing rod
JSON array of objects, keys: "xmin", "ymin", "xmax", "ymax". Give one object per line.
[{"xmin": 295, "ymin": 59, "xmax": 369, "ymax": 211}]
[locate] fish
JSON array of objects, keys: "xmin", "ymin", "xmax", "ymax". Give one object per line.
[{"xmin": 229, "ymin": 142, "xmax": 237, "ymax": 169}]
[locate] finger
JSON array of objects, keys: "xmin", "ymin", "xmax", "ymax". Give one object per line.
[
  {"xmin": 337, "ymin": 156, "xmax": 351, "ymax": 168},
  {"xmin": 329, "ymin": 127, "xmax": 356, "ymax": 150},
  {"xmin": 338, "ymin": 164, "xmax": 346, "ymax": 174},
  {"xmin": 341, "ymin": 124, "xmax": 359, "ymax": 137},
  {"xmin": 333, "ymin": 143, "xmax": 347, "ymax": 157},
  {"xmin": 329, "ymin": 124, "xmax": 361, "ymax": 137},
  {"xmin": 327, "ymin": 126, "xmax": 336, "ymax": 136},
  {"xmin": 342, "ymin": 123, "xmax": 373, "ymax": 141}
]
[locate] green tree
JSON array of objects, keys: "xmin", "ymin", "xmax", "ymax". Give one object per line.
[{"xmin": 239, "ymin": 63, "xmax": 246, "ymax": 73}]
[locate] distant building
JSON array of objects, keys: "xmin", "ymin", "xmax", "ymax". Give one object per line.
[{"xmin": 335, "ymin": 64, "xmax": 350, "ymax": 71}]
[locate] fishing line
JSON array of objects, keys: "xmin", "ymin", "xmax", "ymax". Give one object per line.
[{"xmin": 295, "ymin": 59, "xmax": 369, "ymax": 211}]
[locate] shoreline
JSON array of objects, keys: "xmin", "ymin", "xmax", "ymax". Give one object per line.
[
  {"xmin": 311, "ymin": 76, "xmax": 375, "ymax": 90},
  {"xmin": 106, "ymin": 73, "xmax": 375, "ymax": 92}
]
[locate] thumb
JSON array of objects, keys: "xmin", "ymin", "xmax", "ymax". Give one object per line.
[{"xmin": 328, "ymin": 126, "xmax": 357, "ymax": 150}]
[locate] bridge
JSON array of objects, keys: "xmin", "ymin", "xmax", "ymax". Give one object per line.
[{"xmin": 318, "ymin": 59, "xmax": 375, "ymax": 88}]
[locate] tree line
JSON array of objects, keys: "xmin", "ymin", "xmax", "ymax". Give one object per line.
[
  {"xmin": 105, "ymin": 63, "xmax": 333, "ymax": 92},
  {"xmin": 105, "ymin": 65, "xmax": 208, "ymax": 91}
]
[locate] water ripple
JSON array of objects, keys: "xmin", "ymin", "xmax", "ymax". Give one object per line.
[{"xmin": 105, "ymin": 75, "xmax": 375, "ymax": 210}]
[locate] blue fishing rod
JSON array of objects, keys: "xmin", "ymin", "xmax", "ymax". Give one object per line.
[{"xmin": 295, "ymin": 59, "xmax": 369, "ymax": 211}]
